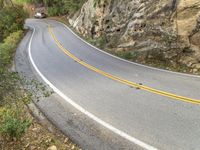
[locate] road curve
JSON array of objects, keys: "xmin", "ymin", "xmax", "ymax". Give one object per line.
[{"xmin": 25, "ymin": 19, "xmax": 200, "ymax": 150}]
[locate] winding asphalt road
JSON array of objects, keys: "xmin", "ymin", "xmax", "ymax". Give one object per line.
[{"xmin": 21, "ymin": 19, "xmax": 200, "ymax": 150}]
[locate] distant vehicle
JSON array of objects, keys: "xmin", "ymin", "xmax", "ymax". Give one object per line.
[{"xmin": 34, "ymin": 12, "xmax": 47, "ymax": 19}]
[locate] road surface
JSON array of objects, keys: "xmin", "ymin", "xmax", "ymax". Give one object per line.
[{"xmin": 18, "ymin": 19, "xmax": 200, "ymax": 150}]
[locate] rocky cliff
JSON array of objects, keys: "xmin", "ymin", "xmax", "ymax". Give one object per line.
[{"xmin": 69, "ymin": 0, "xmax": 200, "ymax": 73}]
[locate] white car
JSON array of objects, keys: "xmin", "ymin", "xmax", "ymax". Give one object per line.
[{"xmin": 34, "ymin": 12, "xmax": 47, "ymax": 19}]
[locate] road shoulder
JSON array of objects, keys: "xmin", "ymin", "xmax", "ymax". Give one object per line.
[{"xmin": 15, "ymin": 27, "xmax": 141, "ymax": 150}]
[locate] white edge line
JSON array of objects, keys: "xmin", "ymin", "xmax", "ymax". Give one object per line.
[
  {"xmin": 27, "ymin": 26, "xmax": 158, "ymax": 150},
  {"xmin": 50, "ymin": 19, "xmax": 200, "ymax": 79}
]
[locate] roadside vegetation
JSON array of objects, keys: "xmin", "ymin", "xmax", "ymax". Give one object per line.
[
  {"xmin": 0, "ymin": 1, "xmax": 80, "ymax": 149},
  {"xmin": 0, "ymin": 1, "xmax": 30, "ymax": 141},
  {"xmin": 16, "ymin": 0, "xmax": 86, "ymax": 16}
]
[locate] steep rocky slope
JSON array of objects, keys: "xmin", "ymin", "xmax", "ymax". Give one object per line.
[{"xmin": 69, "ymin": 0, "xmax": 200, "ymax": 73}]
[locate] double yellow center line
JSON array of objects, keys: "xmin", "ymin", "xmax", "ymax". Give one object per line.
[{"xmin": 48, "ymin": 25, "xmax": 200, "ymax": 105}]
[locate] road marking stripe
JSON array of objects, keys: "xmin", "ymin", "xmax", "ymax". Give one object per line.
[
  {"xmin": 55, "ymin": 20, "xmax": 200, "ymax": 79},
  {"xmin": 28, "ymin": 27, "xmax": 158, "ymax": 150},
  {"xmin": 48, "ymin": 25, "xmax": 200, "ymax": 105}
]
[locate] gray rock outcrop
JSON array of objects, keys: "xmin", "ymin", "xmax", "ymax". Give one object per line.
[{"xmin": 70, "ymin": 0, "xmax": 200, "ymax": 73}]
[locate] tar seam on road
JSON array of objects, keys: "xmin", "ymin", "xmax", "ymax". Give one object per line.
[
  {"xmin": 28, "ymin": 26, "xmax": 158, "ymax": 150},
  {"xmin": 47, "ymin": 25, "xmax": 200, "ymax": 105}
]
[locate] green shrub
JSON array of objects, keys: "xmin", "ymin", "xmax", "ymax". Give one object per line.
[
  {"xmin": 48, "ymin": 7, "xmax": 60, "ymax": 16},
  {"xmin": 0, "ymin": 30, "xmax": 23, "ymax": 68},
  {"xmin": 0, "ymin": 108, "xmax": 31, "ymax": 140},
  {"xmin": 123, "ymin": 52, "xmax": 132, "ymax": 59},
  {"xmin": 116, "ymin": 51, "xmax": 132, "ymax": 60},
  {"xmin": 27, "ymin": 0, "xmax": 86, "ymax": 16},
  {"xmin": 97, "ymin": 36, "xmax": 107, "ymax": 49},
  {"xmin": 0, "ymin": 31, "xmax": 23, "ymax": 105},
  {"xmin": 0, "ymin": 2, "xmax": 32, "ymax": 142},
  {"xmin": 14, "ymin": 0, "xmax": 33, "ymax": 5},
  {"xmin": 15, "ymin": 0, "xmax": 86, "ymax": 16},
  {"xmin": 0, "ymin": 6, "xmax": 27, "ymax": 41},
  {"xmin": 131, "ymin": 51, "xmax": 139, "ymax": 60}
]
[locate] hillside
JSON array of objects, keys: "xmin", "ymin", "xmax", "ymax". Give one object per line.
[{"xmin": 69, "ymin": 0, "xmax": 200, "ymax": 74}]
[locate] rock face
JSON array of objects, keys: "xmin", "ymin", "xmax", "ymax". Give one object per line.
[{"xmin": 70, "ymin": 0, "xmax": 200, "ymax": 72}]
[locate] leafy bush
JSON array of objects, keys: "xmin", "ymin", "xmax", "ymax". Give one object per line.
[
  {"xmin": 0, "ymin": 108, "xmax": 31, "ymax": 139},
  {"xmin": 116, "ymin": 51, "xmax": 132, "ymax": 60},
  {"xmin": 0, "ymin": 6, "xmax": 27, "ymax": 41},
  {"xmin": 14, "ymin": 0, "xmax": 34, "ymax": 4},
  {"xmin": 0, "ymin": 30, "xmax": 23, "ymax": 107},
  {"xmin": 0, "ymin": 30, "xmax": 23, "ymax": 68},
  {"xmin": 96, "ymin": 36, "xmax": 107, "ymax": 49},
  {"xmin": 48, "ymin": 6, "xmax": 60, "ymax": 16},
  {"xmin": 0, "ymin": 2, "xmax": 33, "ymax": 142},
  {"xmin": 24, "ymin": 0, "xmax": 86, "ymax": 16}
]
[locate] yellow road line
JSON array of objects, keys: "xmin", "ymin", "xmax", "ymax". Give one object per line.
[{"xmin": 47, "ymin": 25, "xmax": 200, "ymax": 105}]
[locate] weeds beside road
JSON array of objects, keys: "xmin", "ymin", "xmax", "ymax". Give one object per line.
[{"xmin": 0, "ymin": 3, "xmax": 80, "ymax": 150}]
